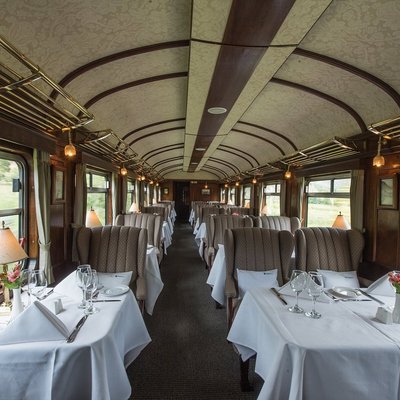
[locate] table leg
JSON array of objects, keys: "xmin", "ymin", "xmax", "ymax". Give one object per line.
[{"xmin": 240, "ymin": 357, "xmax": 253, "ymax": 392}]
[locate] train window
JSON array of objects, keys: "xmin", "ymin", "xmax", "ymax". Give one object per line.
[
  {"xmin": 229, "ymin": 187, "xmax": 236, "ymax": 205},
  {"xmin": 306, "ymin": 175, "xmax": 351, "ymax": 227},
  {"xmin": 86, "ymin": 170, "xmax": 109, "ymax": 225},
  {"xmin": 0, "ymin": 152, "xmax": 26, "ymax": 240},
  {"xmin": 126, "ymin": 178, "xmax": 136, "ymax": 212},
  {"xmin": 263, "ymin": 183, "xmax": 281, "ymax": 216},
  {"xmin": 220, "ymin": 187, "xmax": 226, "ymax": 203},
  {"xmin": 242, "ymin": 186, "xmax": 251, "ymax": 208}
]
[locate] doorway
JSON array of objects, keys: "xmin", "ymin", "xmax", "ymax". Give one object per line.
[{"xmin": 174, "ymin": 181, "xmax": 190, "ymax": 222}]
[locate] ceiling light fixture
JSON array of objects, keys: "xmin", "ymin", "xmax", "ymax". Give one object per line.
[
  {"xmin": 235, "ymin": 181, "xmax": 240, "ymax": 187},
  {"xmin": 373, "ymin": 136, "xmax": 385, "ymax": 167},
  {"xmin": 120, "ymin": 166, "xmax": 127, "ymax": 176},
  {"xmin": 284, "ymin": 165, "xmax": 292, "ymax": 179},
  {"xmin": 204, "ymin": 182, "xmax": 208, "ymax": 189},
  {"xmin": 252, "ymin": 177, "xmax": 257, "ymax": 184},
  {"xmin": 207, "ymin": 107, "xmax": 227, "ymax": 115},
  {"xmin": 195, "ymin": 147, "xmax": 206, "ymax": 151},
  {"xmin": 190, "ymin": 162, "xmax": 198, "ymax": 165},
  {"xmin": 64, "ymin": 128, "xmax": 76, "ymax": 158}
]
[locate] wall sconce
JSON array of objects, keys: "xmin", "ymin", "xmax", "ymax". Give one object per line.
[
  {"xmin": 204, "ymin": 182, "xmax": 208, "ymax": 189},
  {"xmin": 86, "ymin": 208, "xmax": 102, "ymax": 228},
  {"xmin": 155, "ymin": 182, "xmax": 159, "ymax": 187},
  {"xmin": 64, "ymin": 128, "xmax": 76, "ymax": 158},
  {"xmin": 284, "ymin": 165, "xmax": 292, "ymax": 179},
  {"xmin": 235, "ymin": 181, "xmax": 240, "ymax": 187},
  {"xmin": 252, "ymin": 177, "xmax": 257, "ymax": 184},
  {"xmin": 332, "ymin": 211, "xmax": 350, "ymax": 229},
  {"xmin": 150, "ymin": 180, "xmax": 154, "ymax": 185},
  {"xmin": 224, "ymin": 183, "xmax": 228, "ymax": 188},
  {"xmin": 141, "ymin": 175, "xmax": 146, "ymax": 181},
  {"xmin": 373, "ymin": 136, "xmax": 385, "ymax": 167},
  {"xmin": 120, "ymin": 166, "xmax": 127, "ymax": 176}
]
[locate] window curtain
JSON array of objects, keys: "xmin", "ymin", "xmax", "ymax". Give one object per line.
[
  {"xmin": 135, "ymin": 180, "xmax": 140, "ymax": 210},
  {"xmin": 111, "ymin": 172, "xmax": 118, "ymax": 223},
  {"xmin": 296, "ymin": 177, "xmax": 305, "ymax": 224},
  {"xmin": 71, "ymin": 163, "xmax": 87, "ymax": 262},
  {"xmin": 121, "ymin": 176, "xmax": 127, "ymax": 213},
  {"xmin": 259, "ymin": 182, "xmax": 265, "ymax": 215},
  {"xmin": 280, "ymin": 180, "xmax": 287, "ymax": 216},
  {"xmin": 350, "ymin": 169, "xmax": 364, "ymax": 231},
  {"xmin": 33, "ymin": 149, "xmax": 54, "ymax": 283}
]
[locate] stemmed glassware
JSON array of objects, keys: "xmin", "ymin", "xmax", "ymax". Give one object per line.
[
  {"xmin": 85, "ymin": 269, "xmax": 99, "ymax": 315},
  {"xmin": 20, "ymin": 269, "xmax": 33, "ymax": 306},
  {"xmin": 305, "ymin": 272, "xmax": 324, "ymax": 319},
  {"xmin": 28, "ymin": 270, "xmax": 48, "ymax": 299},
  {"xmin": 288, "ymin": 270, "xmax": 307, "ymax": 313},
  {"xmin": 76, "ymin": 264, "xmax": 92, "ymax": 309}
]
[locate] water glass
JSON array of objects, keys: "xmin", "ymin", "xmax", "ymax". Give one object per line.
[
  {"xmin": 305, "ymin": 272, "xmax": 324, "ymax": 319},
  {"xmin": 20, "ymin": 269, "xmax": 33, "ymax": 306},
  {"xmin": 85, "ymin": 270, "xmax": 99, "ymax": 315},
  {"xmin": 76, "ymin": 264, "xmax": 92, "ymax": 309},
  {"xmin": 288, "ymin": 270, "xmax": 307, "ymax": 313},
  {"xmin": 28, "ymin": 270, "xmax": 48, "ymax": 299}
]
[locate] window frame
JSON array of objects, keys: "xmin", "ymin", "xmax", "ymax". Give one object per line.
[
  {"xmin": 263, "ymin": 181, "xmax": 281, "ymax": 216},
  {"xmin": 86, "ymin": 168, "xmax": 110, "ymax": 224},
  {"xmin": 0, "ymin": 150, "xmax": 27, "ymax": 240}
]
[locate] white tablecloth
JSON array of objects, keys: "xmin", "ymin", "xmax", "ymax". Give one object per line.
[
  {"xmin": 206, "ymin": 244, "xmax": 226, "ymax": 305},
  {"xmin": 228, "ymin": 288, "xmax": 400, "ymax": 400},
  {"xmin": 0, "ymin": 281, "xmax": 151, "ymax": 400},
  {"xmin": 195, "ymin": 222, "xmax": 206, "ymax": 248},
  {"xmin": 162, "ymin": 221, "xmax": 172, "ymax": 254},
  {"xmin": 189, "ymin": 209, "xmax": 195, "ymax": 225},
  {"xmin": 193, "ymin": 217, "xmax": 200, "ymax": 234},
  {"xmin": 145, "ymin": 246, "xmax": 164, "ymax": 315}
]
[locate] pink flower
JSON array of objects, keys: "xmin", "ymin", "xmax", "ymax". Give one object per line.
[{"xmin": 7, "ymin": 266, "xmax": 20, "ymax": 283}]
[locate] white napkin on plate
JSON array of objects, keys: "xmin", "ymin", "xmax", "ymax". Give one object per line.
[
  {"xmin": 278, "ymin": 282, "xmax": 331, "ymax": 303},
  {"xmin": 98, "ymin": 271, "xmax": 132, "ymax": 289},
  {"xmin": 0, "ymin": 301, "xmax": 71, "ymax": 345},
  {"xmin": 365, "ymin": 274, "xmax": 395, "ymax": 296}
]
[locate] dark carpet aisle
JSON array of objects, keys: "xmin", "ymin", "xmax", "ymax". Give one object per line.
[{"xmin": 128, "ymin": 222, "xmax": 262, "ymax": 399}]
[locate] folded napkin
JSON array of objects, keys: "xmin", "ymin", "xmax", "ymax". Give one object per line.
[
  {"xmin": 98, "ymin": 271, "xmax": 132, "ymax": 288},
  {"xmin": 0, "ymin": 301, "xmax": 78, "ymax": 345},
  {"xmin": 365, "ymin": 274, "xmax": 395, "ymax": 296},
  {"xmin": 278, "ymin": 282, "xmax": 331, "ymax": 303}
]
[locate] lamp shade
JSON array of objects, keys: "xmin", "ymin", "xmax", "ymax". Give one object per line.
[
  {"xmin": 261, "ymin": 205, "xmax": 268, "ymax": 215},
  {"xmin": 332, "ymin": 212, "xmax": 350, "ymax": 230},
  {"xmin": 129, "ymin": 202, "xmax": 139, "ymax": 213},
  {"xmin": 86, "ymin": 208, "xmax": 102, "ymax": 228},
  {"xmin": 0, "ymin": 227, "xmax": 28, "ymax": 264}
]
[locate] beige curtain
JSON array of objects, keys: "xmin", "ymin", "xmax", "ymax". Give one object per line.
[
  {"xmin": 280, "ymin": 180, "xmax": 287, "ymax": 216},
  {"xmin": 33, "ymin": 149, "xmax": 54, "ymax": 283},
  {"xmin": 296, "ymin": 177, "xmax": 305, "ymax": 224},
  {"xmin": 350, "ymin": 169, "xmax": 364, "ymax": 231},
  {"xmin": 259, "ymin": 182, "xmax": 265, "ymax": 215},
  {"xmin": 111, "ymin": 172, "xmax": 118, "ymax": 223},
  {"xmin": 71, "ymin": 163, "xmax": 87, "ymax": 262},
  {"xmin": 121, "ymin": 176, "xmax": 127, "ymax": 214}
]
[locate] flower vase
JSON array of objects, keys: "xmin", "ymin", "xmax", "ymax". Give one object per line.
[
  {"xmin": 393, "ymin": 293, "xmax": 400, "ymax": 324},
  {"xmin": 10, "ymin": 288, "xmax": 23, "ymax": 320}
]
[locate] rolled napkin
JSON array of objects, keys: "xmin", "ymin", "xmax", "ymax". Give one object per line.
[
  {"xmin": 0, "ymin": 301, "xmax": 81, "ymax": 345},
  {"xmin": 278, "ymin": 282, "xmax": 331, "ymax": 303},
  {"xmin": 365, "ymin": 274, "xmax": 395, "ymax": 296}
]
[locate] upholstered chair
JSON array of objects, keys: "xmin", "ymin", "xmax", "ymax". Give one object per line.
[
  {"xmin": 224, "ymin": 227, "xmax": 294, "ymax": 329},
  {"xmin": 255, "ymin": 215, "xmax": 301, "ymax": 234},
  {"xmin": 205, "ymin": 215, "xmax": 253, "ymax": 270},
  {"xmin": 199, "ymin": 206, "xmax": 224, "ymax": 225},
  {"xmin": 295, "ymin": 227, "xmax": 364, "ymax": 272},
  {"xmin": 227, "ymin": 207, "xmax": 254, "ymax": 216},
  {"xmin": 143, "ymin": 206, "xmax": 167, "ymax": 222},
  {"xmin": 115, "ymin": 213, "xmax": 163, "ymax": 263},
  {"xmin": 76, "ymin": 226, "xmax": 148, "ymax": 312}
]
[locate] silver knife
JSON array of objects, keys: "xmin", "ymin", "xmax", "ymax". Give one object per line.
[
  {"xmin": 66, "ymin": 315, "xmax": 88, "ymax": 343},
  {"xmin": 92, "ymin": 299, "xmax": 121, "ymax": 302},
  {"xmin": 270, "ymin": 287, "xmax": 288, "ymax": 305},
  {"xmin": 358, "ymin": 289, "xmax": 386, "ymax": 305}
]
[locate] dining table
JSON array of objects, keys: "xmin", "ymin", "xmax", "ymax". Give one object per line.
[
  {"xmin": 227, "ymin": 287, "xmax": 400, "ymax": 400},
  {"xmin": 0, "ymin": 272, "xmax": 151, "ymax": 400}
]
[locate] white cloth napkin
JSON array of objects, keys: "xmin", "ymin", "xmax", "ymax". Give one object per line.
[
  {"xmin": 365, "ymin": 274, "xmax": 395, "ymax": 296},
  {"xmin": 0, "ymin": 301, "xmax": 73, "ymax": 345},
  {"xmin": 98, "ymin": 272, "xmax": 132, "ymax": 289},
  {"xmin": 278, "ymin": 282, "xmax": 331, "ymax": 303}
]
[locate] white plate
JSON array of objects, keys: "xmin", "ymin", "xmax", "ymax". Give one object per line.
[
  {"xmin": 331, "ymin": 286, "xmax": 360, "ymax": 299},
  {"xmin": 103, "ymin": 285, "xmax": 129, "ymax": 297}
]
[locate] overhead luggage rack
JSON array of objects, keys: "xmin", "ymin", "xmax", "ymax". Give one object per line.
[
  {"xmin": 368, "ymin": 116, "xmax": 400, "ymax": 140},
  {"xmin": 0, "ymin": 35, "xmax": 93, "ymax": 133}
]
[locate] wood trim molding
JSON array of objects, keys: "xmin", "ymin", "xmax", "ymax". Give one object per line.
[
  {"xmin": 128, "ymin": 126, "xmax": 185, "ymax": 146},
  {"xmin": 144, "ymin": 145, "xmax": 184, "ymax": 162},
  {"xmin": 122, "ymin": 118, "xmax": 185, "ymax": 141},
  {"xmin": 142, "ymin": 143, "xmax": 184, "ymax": 161},
  {"xmin": 208, "ymin": 157, "xmax": 241, "ymax": 174},
  {"xmin": 217, "ymin": 146, "xmax": 257, "ymax": 168}
]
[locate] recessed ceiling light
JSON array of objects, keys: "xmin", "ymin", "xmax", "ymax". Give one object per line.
[
  {"xmin": 207, "ymin": 107, "xmax": 227, "ymax": 114},
  {"xmin": 195, "ymin": 147, "xmax": 206, "ymax": 151},
  {"xmin": 190, "ymin": 162, "xmax": 198, "ymax": 164}
]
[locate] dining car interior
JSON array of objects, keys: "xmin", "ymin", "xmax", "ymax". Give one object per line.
[{"xmin": 1, "ymin": 0, "xmax": 400, "ymax": 399}]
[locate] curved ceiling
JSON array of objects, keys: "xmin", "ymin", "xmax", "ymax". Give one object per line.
[{"xmin": 0, "ymin": 0, "xmax": 399, "ymax": 181}]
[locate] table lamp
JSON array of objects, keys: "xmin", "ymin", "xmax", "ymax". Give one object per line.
[
  {"xmin": 129, "ymin": 202, "xmax": 139, "ymax": 213},
  {"xmin": 261, "ymin": 205, "xmax": 268, "ymax": 215},
  {"xmin": 86, "ymin": 208, "xmax": 102, "ymax": 228},
  {"xmin": 0, "ymin": 221, "xmax": 28, "ymax": 306},
  {"xmin": 332, "ymin": 212, "xmax": 350, "ymax": 230}
]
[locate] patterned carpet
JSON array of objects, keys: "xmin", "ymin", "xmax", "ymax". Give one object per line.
[{"xmin": 128, "ymin": 222, "xmax": 262, "ymax": 399}]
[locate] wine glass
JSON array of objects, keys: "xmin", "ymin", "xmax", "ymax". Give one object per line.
[
  {"xmin": 28, "ymin": 270, "xmax": 48, "ymax": 299},
  {"xmin": 85, "ymin": 270, "xmax": 99, "ymax": 315},
  {"xmin": 20, "ymin": 269, "xmax": 33, "ymax": 306},
  {"xmin": 305, "ymin": 272, "xmax": 324, "ymax": 319},
  {"xmin": 76, "ymin": 264, "xmax": 92, "ymax": 309},
  {"xmin": 288, "ymin": 270, "xmax": 307, "ymax": 313}
]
